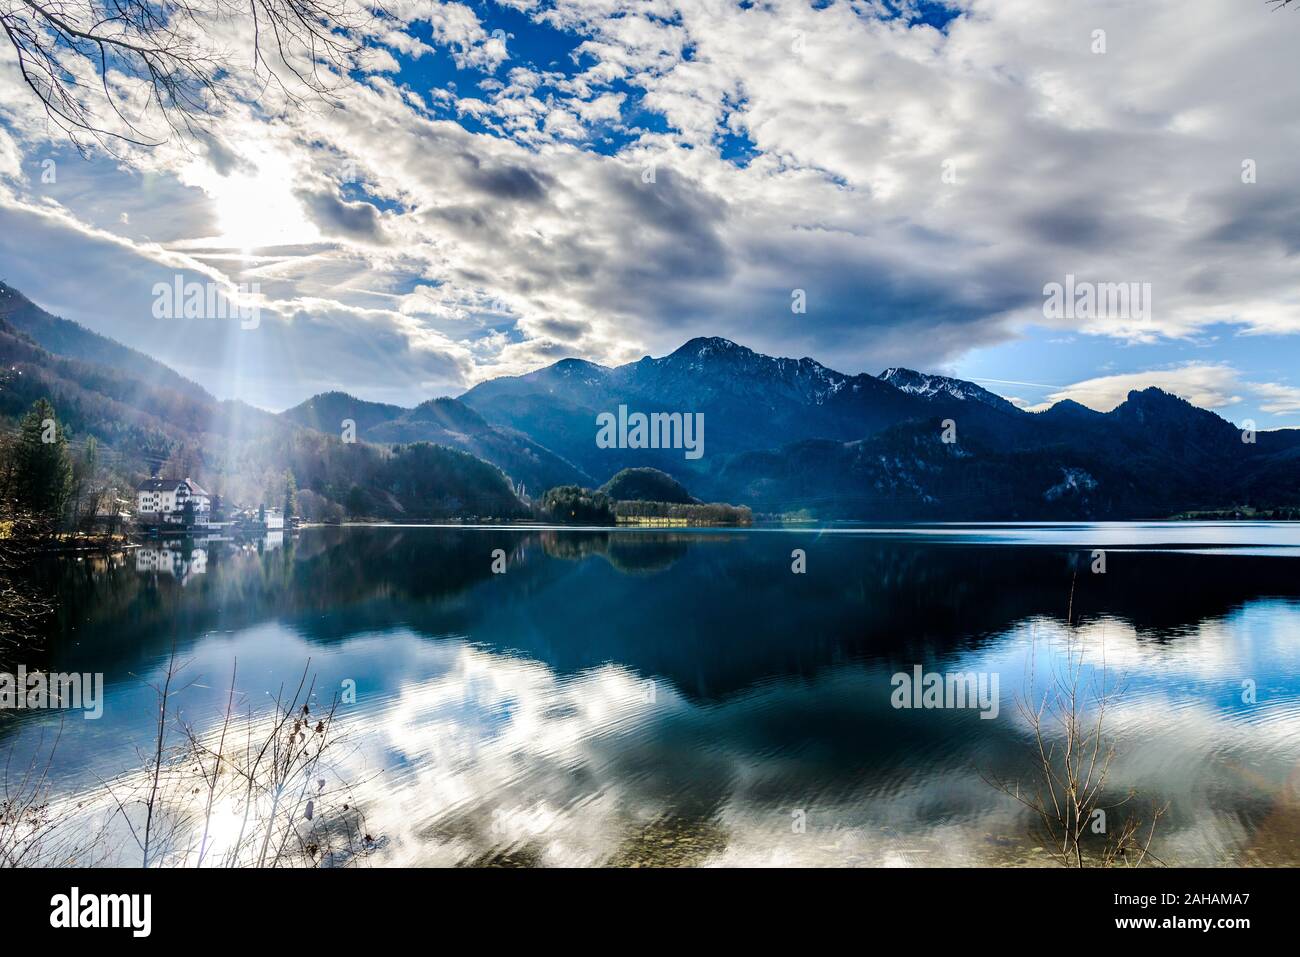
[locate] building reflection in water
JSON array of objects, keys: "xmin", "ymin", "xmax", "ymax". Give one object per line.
[
  {"xmin": 135, "ymin": 542, "xmax": 208, "ymax": 585},
  {"xmin": 133, "ymin": 531, "xmax": 283, "ymax": 586}
]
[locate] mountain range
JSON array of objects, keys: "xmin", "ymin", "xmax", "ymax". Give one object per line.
[
  {"xmin": 0, "ymin": 283, "xmax": 527, "ymax": 520},
  {"xmin": 283, "ymin": 335, "xmax": 1300, "ymax": 519},
  {"xmin": 4, "ymin": 280, "xmax": 1299, "ymax": 520}
]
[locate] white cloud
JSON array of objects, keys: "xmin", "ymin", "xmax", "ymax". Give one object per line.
[
  {"xmin": 424, "ymin": 2, "xmax": 510, "ymax": 71},
  {"xmin": 1027, "ymin": 363, "xmax": 1244, "ymax": 413},
  {"xmin": 2, "ymin": 0, "xmax": 1300, "ymax": 408},
  {"xmin": 1026, "ymin": 362, "xmax": 1300, "ymax": 420},
  {"xmin": 1250, "ymin": 381, "xmax": 1300, "ymax": 417}
]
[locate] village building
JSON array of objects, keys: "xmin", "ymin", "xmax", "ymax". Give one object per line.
[{"xmin": 135, "ymin": 477, "xmax": 212, "ymax": 525}]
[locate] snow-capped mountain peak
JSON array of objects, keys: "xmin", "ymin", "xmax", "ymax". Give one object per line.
[{"xmin": 878, "ymin": 367, "xmax": 1016, "ymax": 412}]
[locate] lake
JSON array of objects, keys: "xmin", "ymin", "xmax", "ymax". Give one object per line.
[{"xmin": 5, "ymin": 522, "xmax": 1300, "ymax": 866}]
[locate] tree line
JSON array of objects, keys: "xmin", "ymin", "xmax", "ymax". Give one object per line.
[{"xmin": 538, "ymin": 485, "xmax": 751, "ymax": 526}]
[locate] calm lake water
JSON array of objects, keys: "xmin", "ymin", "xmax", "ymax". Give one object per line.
[{"xmin": 6, "ymin": 522, "xmax": 1300, "ymax": 866}]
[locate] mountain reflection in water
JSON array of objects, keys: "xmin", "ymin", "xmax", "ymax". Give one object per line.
[{"xmin": 4, "ymin": 524, "xmax": 1299, "ymax": 866}]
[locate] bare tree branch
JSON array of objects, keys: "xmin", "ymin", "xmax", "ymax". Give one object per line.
[{"xmin": 1, "ymin": 0, "xmax": 372, "ymax": 150}]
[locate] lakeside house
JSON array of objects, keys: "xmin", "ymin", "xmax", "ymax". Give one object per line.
[
  {"xmin": 232, "ymin": 506, "xmax": 284, "ymax": 531},
  {"xmin": 135, "ymin": 477, "xmax": 212, "ymax": 526}
]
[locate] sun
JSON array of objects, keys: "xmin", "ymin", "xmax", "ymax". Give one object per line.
[{"xmin": 184, "ymin": 148, "xmax": 319, "ymax": 252}]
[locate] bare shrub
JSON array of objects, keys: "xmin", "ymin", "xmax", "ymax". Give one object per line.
[
  {"xmin": 984, "ymin": 581, "xmax": 1167, "ymax": 867},
  {"xmin": 3, "ymin": 654, "xmax": 376, "ymax": 867}
]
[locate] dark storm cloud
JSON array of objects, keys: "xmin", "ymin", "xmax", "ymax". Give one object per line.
[
  {"xmin": 295, "ymin": 189, "xmax": 390, "ymax": 244},
  {"xmin": 1019, "ymin": 203, "xmax": 1128, "ymax": 250},
  {"xmin": 513, "ymin": 338, "xmax": 581, "ymax": 360},
  {"xmin": 600, "ymin": 166, "xmax": 733, "ymax": 283},
  {"xmin": 615, "ymin": 168, "xmax": 728, "ymax": 237},
  {"xmin": 532, "ymin": 317, "xmax": 590, "ymax": 341},
  {"xmin": 457, "ymin": 153, "xmax": 550, "ymax": 203},
  {"xmin": 1196, "ymin": 186, "xmax": 1300, "ymax": 255},
  {"xmin": 426, "ymin": 204, "xmax": 490, "ymax": 230}
]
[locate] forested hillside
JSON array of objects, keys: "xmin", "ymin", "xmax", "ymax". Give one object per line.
[{"xmin": 0, "ymin": 285, "xmax": 526, "ymax": 523}]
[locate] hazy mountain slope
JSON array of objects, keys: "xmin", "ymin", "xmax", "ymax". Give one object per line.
[
  {"xmin": 0, "ymin": 315, "xmax": 283, "ymax": 453},
  {"xmin": 457, "ymin": 358, "xmax": 661, "ymax": 480},
  {"xmin": 463, "ymin": 391, "xmax": 702, "ymax": 483},
  {"xmin": 0, "ymin": 281, "xmax": 212, "ymax": 403},
  {"xmin": 282, "ymin": 392, "xmax": 592, "ymax": 492},
  {"xmin": 368, "ymin": 397, "xmax": 591, "ymax": 492},
  {"xmin": 0, "ymin": 285, "xmax": 526, "ymax": 520},
  {"xmin": 281, "ymin": 391, "xmax": 406, "ymax": 435}
]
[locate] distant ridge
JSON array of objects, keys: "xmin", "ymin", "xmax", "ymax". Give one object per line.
[
  {"xmin": 7, "ymin": 274, "xmax": 1300, "ymax": 521},
  {"xmin": 282, "ymin": 392, "xmax": 591, "ymax": 492}
]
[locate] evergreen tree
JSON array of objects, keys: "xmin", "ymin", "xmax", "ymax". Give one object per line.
[
  {"xmin": 14, "ymin": 399, "xmax": 73, "ymax": 523},
  {"xmin": 70, "ymin": 436, "xmax": 100, "ymax": 531},
  {"xmin": 282, "ymin": 469, "xmax": 298, "ymax": 521}
]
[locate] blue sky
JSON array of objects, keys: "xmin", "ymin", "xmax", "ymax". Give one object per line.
[{"xmin": 2, "ymin": 0, "xmax": 1299, "ymax": 426}]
